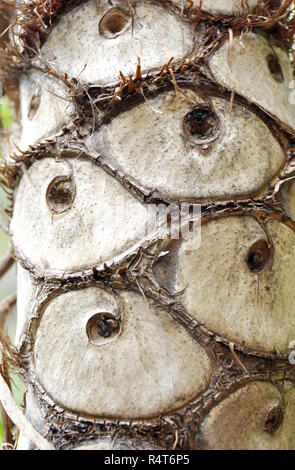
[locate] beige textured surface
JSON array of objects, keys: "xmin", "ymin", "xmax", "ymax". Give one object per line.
[
  {"xmin": 92, "ymin": 91, "xmax": 284, "ymax": 200},
  {"xmin": 196, "ymin": 381, "xmax": 295, "ymax": 450},
  {"xmin": 172, "ymin": 0, "xmax": 259, "ymax": 14},
  {"xmin": 210, "ymin": 32, "xmax": 295, "ymax": 131},
  {"xmin": 13, "ymin": 0, "xmax": 295, "ymax": 451},
  {"xmin": 280, "ymin": 180, "xmax": 295, "ymax": 221},
  {"xmin": 33, "ymin": 288, "xmax": 212, "ymax": 418},
  {"xmin": 175, "ymin": 216, "xmax": 295, "ymax": 352},
  {"xmin": 19, "ymin": 71, "xmax": 75, "ymax": 151},
  {"xmin": 41, "ymin": 0, "xmax": 195, "ymax": 85},
  {"xmin": 11, "ymin": 157, "xmax": 152, "ymax": 273}
]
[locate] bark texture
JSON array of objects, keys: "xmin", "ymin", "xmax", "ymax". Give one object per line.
[{"xmin": 1, "ymin": 0, "xmax": 295, "ymax": 450}]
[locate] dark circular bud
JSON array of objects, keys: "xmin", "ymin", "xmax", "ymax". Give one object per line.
[
  {"xmin": 246, "ymin": 239, "xmax": 272, "ymax": 273},
  {"xmin": 183, "ymin": 106, "xmax": 220, "ymax": 145},
  {"xmin": 263, "ymin": 405, "xmax": 284, "ymax": 435},
  {"xmin": 99, "ymin": 7, "xmax": 131, "ymax": 39},
  {"xmin": 86, "ymin": 312, "xmax": 121, "ymax": 346},
  {"xmin": 46, "ymin": 176, "xmax": 76, "ymax": 214},
  {"xmin": 28, "ymin": 84, "xmax": 41, "ymax": 120},
  {"xmin": 267, "ymin": 54, "xmax": 284, "ymax": 83}
]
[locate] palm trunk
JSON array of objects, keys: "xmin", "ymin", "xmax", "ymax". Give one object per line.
[{"xmin": 1, "ymin": 0, "xmax": 295, "ymax": 450}]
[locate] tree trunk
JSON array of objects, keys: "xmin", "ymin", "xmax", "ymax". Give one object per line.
[{"xmin": 1, "ymin": 0, "xmax": 295, "ymax": 450}]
